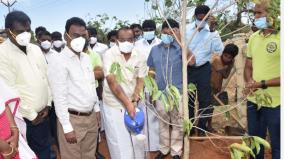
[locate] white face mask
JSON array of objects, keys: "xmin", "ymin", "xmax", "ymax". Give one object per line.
[
  {"xmin": 195, "ymin": 19, "xmax": 207, "ymax": 29},
  {"xmin": 53, "ymin": 40, "xmax": 63, "ymax": 48},
  {"xmin": 70, "ymin": 37, "xmax": 86, "ymax": 53},
  {"xmin": 109, "ymin": 42, "xmax": 116, "ymax": 48},
  {"xmin": 89, "ymin": 37, "xmax": 97, "ymax": 45},
  {"xmin": 41, "ymin": 40, "xmax": 51, "ymax": 50},
  {"xmin": 10, "ymin": 30, "xmax": 31, "ymax": 46},
  {"xmin": 118, "ymin": 41, "xmax": 134, "ymax": 54}
]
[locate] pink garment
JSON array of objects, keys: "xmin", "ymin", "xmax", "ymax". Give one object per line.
[{"xmin": 0, "ymin": 99, "xmax": 20, "ymax": 159}]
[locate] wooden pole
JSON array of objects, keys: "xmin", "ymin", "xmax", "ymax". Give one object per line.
[{"xmin": 181, "ymin": 0, "xmax": 189, "ymax": 158}]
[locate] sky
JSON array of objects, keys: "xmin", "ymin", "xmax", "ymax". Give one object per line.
[{"xmin": 0, "ymin": 0, "xmax": 147, "ymax": 33}]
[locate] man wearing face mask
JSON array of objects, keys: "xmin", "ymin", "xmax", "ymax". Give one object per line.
[
  {"xmin": 48, "ymin": 17, "xmax": 100, "ymax": 159},
  {"xmin": 186, "ymin": 5, "xmax": 224, "ymax": 136},
  {"xmin": 134, "ymin": 19, "xmax": 161, "ymax": 153},
  {"xmin": 148, "ymin": 19, "xmax": 185, "ymax": 159},
  {"xmin": 107, "ymin": 29, "xmax": 118, "ymax": 48},
  {"xmin": 0, "ymin": 11, "xmax": 52, "ymax": 159},
  {"xmin": 87, "ymin": 27, "xmax": 108, "ymax": 56},
  {"xmin": 51, "ymin": 31, "xmax": 64, "ymax": 53},
  {"xmin": 244, "ymin": 1, "xmax": 280, "ymax": 159},
  {"xmin": 102, "ymin": 27, "xmax": 147, "ymax": 159},
  {"xmin": 37, "ymin": 30, "xmax": 56, "ymax": 63},
  {"xmin": 135, "ymin": 19, "xmax": 161, "ymax": 58},
  {"xmin": 130, "ymin": 23, "xmax": 143, "ymax": 41}
]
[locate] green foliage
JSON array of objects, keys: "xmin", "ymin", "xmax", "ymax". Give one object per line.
[
  {"xmin": 251, "ymin": 90, "xmax": 272, "ymax": 110},
  {"xmin": 87, "ymin": 13, "xmax": 130, "ymax": 43},
  {"xmin": 144, "ymin": 76, "xmax": 181, "ymax": 112},
  {"xmin": 230, "ymin": 136, "xmax": 271, "ymax": 159},
  {"xmin": 109, "ymin": 62, "xmax": 125, "ymax": 83},
  {"xmin": 183, "ymin": 118, "xmax": 193, "ymax": 136}
]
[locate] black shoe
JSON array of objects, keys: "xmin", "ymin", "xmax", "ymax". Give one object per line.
[
  {"xmin": 95, "ymin": 151, "xmax": 105, "ymax": 159},
  {"xmin": 172, "ymin": 155, "xmax": 181, "ymax": 159},
  {"xmin": 155, "ymin": 151, "xmax": 167, "ymax": 159}
]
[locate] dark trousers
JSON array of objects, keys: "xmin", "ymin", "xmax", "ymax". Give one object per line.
[
  {"xmin": 49, "ymin": 103, "xmax": 58, "ymax": 147},
  {"xmin": 188, "ymin": 62, "xmax": 212, "ymax": 132},
  {"xmin": 247, "ymin": 101, "xmax": 280, "ymax": 159},
  {"xmin": 25, "ymin": 118, "xmax": 51, "ymax": 159}
]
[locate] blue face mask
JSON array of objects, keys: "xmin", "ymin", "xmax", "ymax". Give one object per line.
[
  {"xmin": 143, "ymin": 31, "xmax": 155, "ymax": 40},
  {"xmin": 195, "ymin": 19, "xmax": 207, "ymax": 28},
  {"xmin": 254, "ymin": 17, "xmax": 268, "ymax": 29},
  {"xmin": 161, "ymin": 34, "xmax": 173, "ymax": 45}
]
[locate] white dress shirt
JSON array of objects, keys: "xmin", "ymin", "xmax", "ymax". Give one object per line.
[
  {"xmin": 43, "ymin": 49, "xmax": 57, "ymax": 64},
  {"xmin": 134, "ymin": 37, "xmax": 161, "ymax": 59},
  {"xmin": 103, "ymin": 45, "xmax": 147, "ymax": 109},
  {"xmin": 48, "ymin": 47, "xmax": 100, "ymax": 133},
  {"xmin": 0, "ymin": 39, "xmax": 51, "ymax": 121}
]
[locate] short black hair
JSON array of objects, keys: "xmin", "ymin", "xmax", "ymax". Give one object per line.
[
  {"xmin": 87, "ymin": 27, "xmax": 97, "ymax": 37},
  {"xmin": 117, "ymin": 27, "xmax": 134, "ymax": 38},
  {"xmin": 65, "ymin": 17, "xmax": 86, "ymax": 33},
  {"xmin": 5, "ymin": 11, "xmax": 31, "ymax": 29},
  {"xmin": 142, "ymin": 20, "xmax": 156, "ymax": 30},
  {"xmin": 38, "ymin": 30, "xmax": 51, "ymax": 39},
  {"xmin": 35, "ymin": 26, "xmax": 47, "ymax": 37},
  {"xmin": 107, "ymin": 30, "xmax": 118, "ymax": 40},
  {"xmin": 194, "ymin": 5, "xmax": 210, "ymax": 16},
  {"xmin": 51, "ymin": 31, "xmax": 62, "ymax": 41},
  {"xmin": 130, "ymin": 23, "xmax": 142, "ymax": 30},
  {"xmin": 162, "ymin": 19, "xmax": 179, "ymax": 29},
  {"xmin": 223, "ymin": 43, "xmax": 239, "ymax": 58}
]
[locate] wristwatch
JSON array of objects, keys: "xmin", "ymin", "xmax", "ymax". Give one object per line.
[{"xmin": 261, "ymin": 80, "xmax": 268, "ymax": 89}]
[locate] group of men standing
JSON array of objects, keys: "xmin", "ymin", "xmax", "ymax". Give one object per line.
[{"xmin": 0, "ymin": 1, "xmax": 280, "ymax": 159}]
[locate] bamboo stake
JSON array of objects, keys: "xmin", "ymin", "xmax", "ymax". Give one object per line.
[
  {"xmin": 213, "ymin": 94, "xmax": 246, "ymax": 129},
  {"xmin": 180, "ymin": 0, "xmax": 189, "ymax": 159}
]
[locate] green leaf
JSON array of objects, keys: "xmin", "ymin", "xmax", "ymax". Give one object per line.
[
  {"xmin": 188, "ymin": 83, "xmax": 197, "ymax": 93},
  {"xmin": 182, "ymin": 118, "xmax": 193, "ymax": 136},
  {"xmin": 152, "ymin": 90, "xmax": 162, "ymax": 102}
]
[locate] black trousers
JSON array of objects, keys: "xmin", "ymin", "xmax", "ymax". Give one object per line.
[
  {"xmin": 25, "ymin": 117, "xmax": 51, "ymax": 159},
  {"xmin": 188, "ymin": 62, "xmax": 212, "ymax": 132}
]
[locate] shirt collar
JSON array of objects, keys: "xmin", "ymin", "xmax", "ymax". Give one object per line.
[
  {"xmin": 157, "ymin": 40, "xmax": 180, "ymax": 49},
  {"xmin": 64, "ymin": 47, "xmax": 82, "ymax": 58},
  {"xmin": 142, "ymin": 37, "xmax": 159, "ymax": 45},
  {"xmin": 6, "ymin": 39, "xmax": 28, "ymax": 54}
]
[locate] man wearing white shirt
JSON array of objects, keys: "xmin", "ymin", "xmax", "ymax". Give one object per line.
[
  {"xmin": 37, "ymin": 30, "xmax": 57, "ymax": 63},
  {"xmin": 48, "ymin": 17, "xmax": 100, "ymax": 159},
  {"xmin": 134, "ymin": 19, "xmax": 161, "ymax": 152},
  {"xmin": 51, "ymin": 31, "xmax": 64, "ymax": 53},
  {"xmin": 87, "ymin": 27, "xmax": 108, "ymax": 56},
  {"xmin": 103, "ymin": 27, "xmax": 147, "ymax": 159},
  {"xmin": 135, "ymin": 20, "xmax": 161, "ymax": 58},
  {"xmin": 0, "ymin": 11, "xmax": 52, "ymax": 159}
]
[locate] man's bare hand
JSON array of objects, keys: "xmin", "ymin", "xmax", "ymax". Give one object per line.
[
  {"xmin": 126, "ymin": 102, "xmax": 136, "ymax": 119},
  {"xmin": 64, "ymin": 131, "xmax": 77, "ymax": 144},
  {"xmin": 96, "ymin": 112, "xmax": 101, "ymax": 128},
  {"xmin": 187, "ymin": 54, "xmax": 196, "ymax": 66}
]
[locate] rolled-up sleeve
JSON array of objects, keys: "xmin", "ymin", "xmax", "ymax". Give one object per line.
[
  {"xmin": 211, "ymin": 32, "xmax": 224, "ymax": 55},
  {"xmin": 48, "ymin": 58, "xmax": 73, "ymax": 133}
]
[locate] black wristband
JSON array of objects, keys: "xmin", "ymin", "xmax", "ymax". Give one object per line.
[{"xmin": 261, "ymin": 80, "xmax": 268, "ymax": 89}]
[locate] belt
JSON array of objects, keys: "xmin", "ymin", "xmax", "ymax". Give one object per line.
[
  {"xmin": 68, "ymin": 109, "xmax": 92, "ymax": 116},
  {"xmin": 189, "ymin": 61, "xmax": 210, "ymax": 69}
]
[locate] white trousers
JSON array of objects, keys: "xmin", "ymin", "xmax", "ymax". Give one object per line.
[
  {"xmin": 142, "ymin": 93, "xmax": 160, "ymax": 151},
  {"xmin": 103, "ymin": 104, "xmax": 145, "ymax": 159}
]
